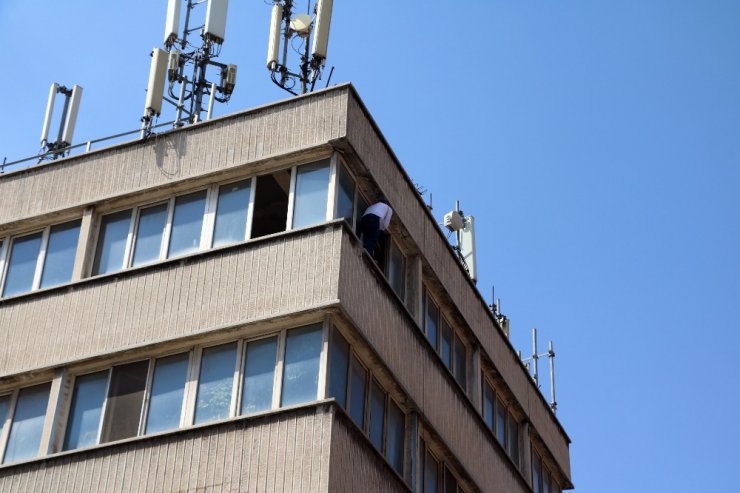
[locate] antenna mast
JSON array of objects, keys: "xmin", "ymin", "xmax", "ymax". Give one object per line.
[
  {"xmin": 142, "ymin": 0, "xmax": 238, "ymax": 137},
  {"xmin": 266, "ymin": 0, "xmax": 335, "ymax": 96}
]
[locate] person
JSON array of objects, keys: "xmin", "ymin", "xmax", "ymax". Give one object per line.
[{"xmin": 360, "ymin": 200, "xmax": 392, "ymax": 254}]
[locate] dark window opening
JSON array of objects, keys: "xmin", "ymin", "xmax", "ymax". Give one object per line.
[{"xmin": 251, "ymin": 170, "xmax": 291, "ymax": 239}]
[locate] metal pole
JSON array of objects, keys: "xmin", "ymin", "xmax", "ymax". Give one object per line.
[
  {"xmin": 532, "ymin": 328, "xmax": 539, "ymax": 386},
  {"xmin": 174, "ymin": 78, "xmax": 187, "ymax": 126},
  {"xmin": 206, "ymin": 82, "xmax": 216, "ymax": 120},
  {"xmin": 548, "ymin": 340, "xmax": 557, "ymax": 413}
]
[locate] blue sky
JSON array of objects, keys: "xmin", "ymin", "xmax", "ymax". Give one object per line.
[{"xmin": 2, "ymin": 1, "xmax": 739, "ymax": 491}]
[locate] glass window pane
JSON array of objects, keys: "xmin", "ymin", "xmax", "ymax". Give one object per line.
[
  {"xmin": 3, "ymin": 383, "xmax": 50, "ymax": 464},
  {"xmin": 386, "ymin": 399, "xmax": 405, "ymax": 475},
  {"xmin": 544, "ymin": 469, "xmax": 552, "ymax": 493},
  {"xmin": 281, "ymin": 324, "xmax": 323, "ymax": 407},
  {"xmin": 195, "ymin": 343, "xmax": 237, "ymax": 424},
  {"xmin": 241, "ymin": 337, "xmax": 278, "ymax": 415},
  {"xmin": 328, "ymin": 328, "xmax": 350, "ymax": 408},
  {"xmin": 2, "ymin": 233, "xmax": 42, "ymax": 297},
  {"xmin": 168, "ymin": 191, "xmax": 207, "ymax": 258},
  {"xmin": 444, "ymin": 466, "xmax": 458, "ymax": 493},
  {"xmin": 495, "ymin": 397, "xmax": 507, "ymax": 447},
  {"xmin": 483, "ymin": 382, "xmax": 494, "ymax": 430},
  {"xmin": 453, "ymin": 334, "xmax": 467, "ymax": 389},
  {"xmin": 335, "ymin": 163, "xmax": 355, "ymax": 223},
  {"xmin": 63, "ymin": 371, "xmax": 108, "ymax": 450},
  {"xmin": 145, "ymin": 353, "xmax": 189, "ymax": 434},
  {"xmin": 440, "ymin": 319, "xmax": 452, "ymax": 369},
  {"xmin": 0, "ymin": 395, "xmax": 9, "ymax": 439},
  {"xmin": 213, "ymin": 180, "xmax": 251, "ymax": 247},
  {"xmin": 348, "ymin": 355, "xmax": 367, "ymax": 428},
  {"xmin": 355, "ymin": 194, "xmax": 369, "ymax": 236},
  {"xmin": 40, "ymin": 220, "xmax": 81, "ymax": 289},
  {"xmin": 508, "ymin": 411, "xmax": 520, "ymax": 467},
  {"xmin": 100, "ymin": 361, "xmax": 148, "ymax": 443},
  {"xmin": 368, "ymin": 380, "xmax": 385, "ymax": 451},
  {"xmin": 93, "ymin": 210, "xmax": 132, "ymax": 275},
  {"xmin": 388, "ymin": 241, "xmax": 406, "ymax": 300},
  {"xmin": 425, "ymin": 293, "xmax": 439, "ymax": 350},
  {"xmin": 292, "ymin": 160, "xmax": 330, "ymax": 229},
  {"xmin": 533, "ymin": 453, "xmax": 542, "ymax": 493},
  {"xmin": 424, "ymin": 448, "xmax": 439, "ymax": 493},
  {"xmin": 132, "ymin": 203, "xmax": 168, "ymax": 267}
]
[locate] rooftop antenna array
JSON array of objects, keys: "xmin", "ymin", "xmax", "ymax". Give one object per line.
[
  {"xmin": 39, "ymin": 83, "xmax": 83, "ymax": 161},
  {"xmin": 141, "ymin": 0, "xmax": 239, "ymax": 137},
  {"xmin": 489, "ymin": 286, "xmax": 510, "ymax": 338},
  {"xmin": 266, "ymin": 0, "xmax": 335, "ymax": 95},
  {"xmin": 444, "ymin": 200, "xmax": 477, "ymax": 283}
]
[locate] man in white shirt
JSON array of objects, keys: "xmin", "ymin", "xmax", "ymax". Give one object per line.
[{"xmin": 360, "ymin": 201, "xmax": 392, "ymax": 254}]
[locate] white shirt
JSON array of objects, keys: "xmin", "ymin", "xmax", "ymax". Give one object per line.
[{"xmin": 363, "ymin": 202, "xmax": 393, "ymax": 231}]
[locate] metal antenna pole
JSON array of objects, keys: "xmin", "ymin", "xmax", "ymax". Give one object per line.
[
  {"xmin": 549, "ymin": 341, "xmax": 557, "ymax": 413},
  {"xmin": 532, "ymin": 327, "xmax": 539, "ymax": 387}
]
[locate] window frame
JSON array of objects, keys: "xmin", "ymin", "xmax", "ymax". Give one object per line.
[
  {"xmin": 332, "ymin": 155, "xmax": 358, "ymax": 229},
  {"xmin": 0, "ymin": 382, "xmax": 52, "ymax": 464},
  {"xmin": 0, "ymin": 219, "xmax": 81, "ymax": 299}
]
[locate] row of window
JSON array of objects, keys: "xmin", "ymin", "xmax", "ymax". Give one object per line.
[
  {"xmin": 482, "ymin": 378, "xmax": 521, "ymax": 468},
  {"xmin": 423, "ymin": 288, "xmax": 467, "ymax": 390},
  {"xmin": 0, "ymin": 156, "xmax": 371, "ymax": 299},
  {"xmin": 328, "ymin": 328, "xmax": 406, "ymax": 476},
  {"xmin": 0, "ymin": 324, "xmax": 325, "ymax": 464},
  {"xmin": 533, "ymin": 449, "xmax": 562, "ymax": 493}
]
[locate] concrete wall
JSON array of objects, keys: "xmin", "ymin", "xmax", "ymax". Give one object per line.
[
  {"xmin": 338, "ymin": 232, "xmax": 528, "ymax": 493},
  {"xmin": 0, "ymin": 405, "xmax": 332, "ymax": 493},
  {"xmin": 344, "ymin": 91, "xmax": 571, "ymax": 480},
  {"xmin": 0, "ymin": 224, "xmax": 342, "ymax": 378}
]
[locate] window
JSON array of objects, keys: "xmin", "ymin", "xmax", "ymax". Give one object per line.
[
  {"xmin": 168, "ymin": 190, "xmax": 207, "ymax": 258},
  {"xmin": 131, "ymin": 203, "xmax": 168, "ymax": 267},
  {"xmin": 93, "ymin": 209, "xmax": 133, "ymax": 275},
  {"xmin": 241, "ymin": 336, "xmax": 278, "ymax": 415},
  {"xmin": 532, "ymin": 451, "xmax": 542, "ymax": 493},
  {"xmin": 212, "ymin": 179, "xmax": 252, "ymax": 247},
  {"xmin": 482, "ymin": 378, "xmax": 521, "ymax": 468},
  {"xmin": 355, "ymin": 193, "xmax": 369, "ymax": 236},
  {"xmin": 63, "ymin": 371, "xmax": 108, "ymax": 450},
  {"xmin": 335, "ymin": 162, "xmax": 356, "ymax": 225},
  {"xmin": 2, "ymin": 383, "xmax": 51, "ymax": 464},
  {"xmin": 387, "ymin": 399, "xmax": 405, "ymax": 475},
  {"xmin": 100, "ymin": 360, "xmax": 149, "ymax": 442},
  {"xmin": 0, "ymin": 219, "xmax": 81, "ymax": 298},
  {"xmin": 440, "ymin": 318, "xmax": 452, "ymax": 368},
  {"xmin": 328, "ymin": 328, "xmax": 350, "ymax": 407},
  {"xmin": 508, "ymin": 409, "xmax": 520, "ymax": 467},
  {"xmin": 387, "ymin": 239, "xmax": 406, "ymax": 301},
  {"xmin": 195, "ymin": 343, "xmax": 238, "ymax": 424},
  {"xmin": 251, "ymin": 170, "xmax": 291, "ymax": 238},
  {"xmin": 348, "ymin": 354, "xmax": 367, "ymax": 428},
  {"xmin": 292, "ymin": 159, "xmax": 330, "ymax": 229},
  {"xmin": 145, "ymin": 352, "xmax": 189, "ymax": 434},
  {"xmin": 483, "ymin": 381, "xmax": 494, "ymax": 430},
  {"xmin": 40, "ymin": 220, "xmax": 81, "ymax": 288},
  {"xmin": 495, "ymin": 396, "xmax": 508, "ymax": 448},
  {"xmin": 423, "ymin": 289, "xmax": 467, "ymax": 391},
  {"xmin": 422, "ymin": 444, "xmax": 440, "ymax": 493},
  {"xmin": 281, "ymin": 324, "xmax": 323, "ymax": 407},
  {"xmin": 453, "ymin": 334, "xmax": 467, "ymax": 389},
  {"xmin": 368, "ymin": 379, "xmax": 386, "ymax": 451},
  {"xmin": 424, "ymin": 290, "xmax": 439, "ymax": 350},
  {"xmin": 444, "ymin": 466, "xmax": 459, "ymax": 493}
]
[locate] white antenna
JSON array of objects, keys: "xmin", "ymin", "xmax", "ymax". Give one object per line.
[
  {"xmin": 266, "ymin": 0, "xmax": 336, "ymax": 95},
  {"xmin": 444, "ymin": 200, "xmax": 478, "ymax": 283},
  {"xmin": 311, "ymin": 0, "xmax": 333, "ymax": 61},
  {"xmin": 141, "ymin": 0, "xmax": 239, "ymax": 137},
  {"xmin": 204, "ymin": 0, "xmax": 229, "ymax": 44},
  {"xmin": 38, "ymin": 83, "xmax": 84, "ymax": 161}
]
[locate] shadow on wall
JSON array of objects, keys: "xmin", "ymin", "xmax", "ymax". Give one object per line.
[{"xmin": 154, "ymin": 131, "xmax": 187, "ymax": 177}]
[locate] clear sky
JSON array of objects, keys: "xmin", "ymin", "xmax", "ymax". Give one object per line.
[{"xmin": 2, "ymin": 1, "xmax": 739, "ymax": 491}]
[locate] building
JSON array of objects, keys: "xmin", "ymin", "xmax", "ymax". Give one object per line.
[{"xmin": 0, "ymin": 84, "xmax": 573, "ymax": 492}]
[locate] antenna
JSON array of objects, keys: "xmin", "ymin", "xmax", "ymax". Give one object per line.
[
  {"xmin": 266, "ymin": 0, "xmax": 336, "ymax": 96},
  {"xmin": 39, "ymin": 83, "xmax": 84, "ymax": 161},
  {"xmin": 443, "ymin": 200, "xmax": 478, "ymax": 283},
  {"xmin": 521, "ymin": 327, "xmax": 558, "ymax": 414},
  {"xmin": 141, "ymin": 0, "xmax": 239, "ymax": 137}
]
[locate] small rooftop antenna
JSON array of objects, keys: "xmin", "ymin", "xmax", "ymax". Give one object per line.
[
  {"xmin": 521, "ymin": 327, "xmax": 558, "ymax": 414},
  {"xmin": 443, "ymin": 200, "xmax": 477, "ymax": 283},
  {"xmin": 39, "ymin": 83, "xmax": 83, "ymax": 161},
  {"xmin": 489, "ymin": 286, "xmax": 510, "ymax": 338},
  {"xmin": 142, "ymin": 0, "xmax": 239, "ymax": 137},
  {"xmin": 266, "ymin": 0, "xmax": 335, "ymax": 96}
]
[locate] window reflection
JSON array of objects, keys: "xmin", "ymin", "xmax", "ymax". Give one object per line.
[
  {"xmin": 40, "ymin": 220, "xmax": 81, "ymax": 289},
  {"xmin": 328, "ymin": 329, "xmax": 350, "ymax": 408},
  {"xmin": 213, "ymin": 179, "xmax": 251, "ymax": 247},
  {"xmin": 195, "ymin": 343, "xmax": 237, "ymax": 424},
  {"xmin": 146, "ymin": 353, "xmax": 189, "ymax": 434},
  {"xmin": 63, "ymin": 371, "xmax": 108, "ymax": 450},
  {"xmin": 241, "ymin": 337, "xmax": 278, "ymax": 415},
  {"xmin": 3, "ymin": 383, "xmax": 50, "ymax": 464},
  {"xmin": 2, "ymin": 233, "xmax": 42, "ymax": 297},
  {"xmin": 93, "ymin": 210, "xmax": 132, "ymax": 275},
  {"xmin": 131, "ymin": 203, "xmax": 168, "ymax": 267},
  {"xmin": 336, "ymin": 163, "xmax": 356, "ymax": 224},
  {"xmin": 168, "ymin": 191, "xmax": 207, "ymax": 258},
  {"xmin": 292, "ymin": 160, "xmax": 330, "ymax": 229},
  {"xmin": 281, "ymin": 325, "xmax": 323, "ymax": 407}
]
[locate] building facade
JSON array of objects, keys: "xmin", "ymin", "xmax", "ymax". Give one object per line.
[{"xmin": 0, "ymin": 85, "xmax": 572, "ymax": 492}]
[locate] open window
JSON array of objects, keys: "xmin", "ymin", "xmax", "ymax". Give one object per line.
[{"xmin": 251, "ymin": 169, "xmax": 291, "ymax": 238}]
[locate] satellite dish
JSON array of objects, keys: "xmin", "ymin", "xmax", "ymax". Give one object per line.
[{"xmin": 290, "ymin": 13, "xmax": 312, "ymax": 37}]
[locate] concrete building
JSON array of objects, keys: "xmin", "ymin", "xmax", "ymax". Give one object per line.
[{"xmin": 0, "ymin": 84, "xmax": 572, "ymax": 492}]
